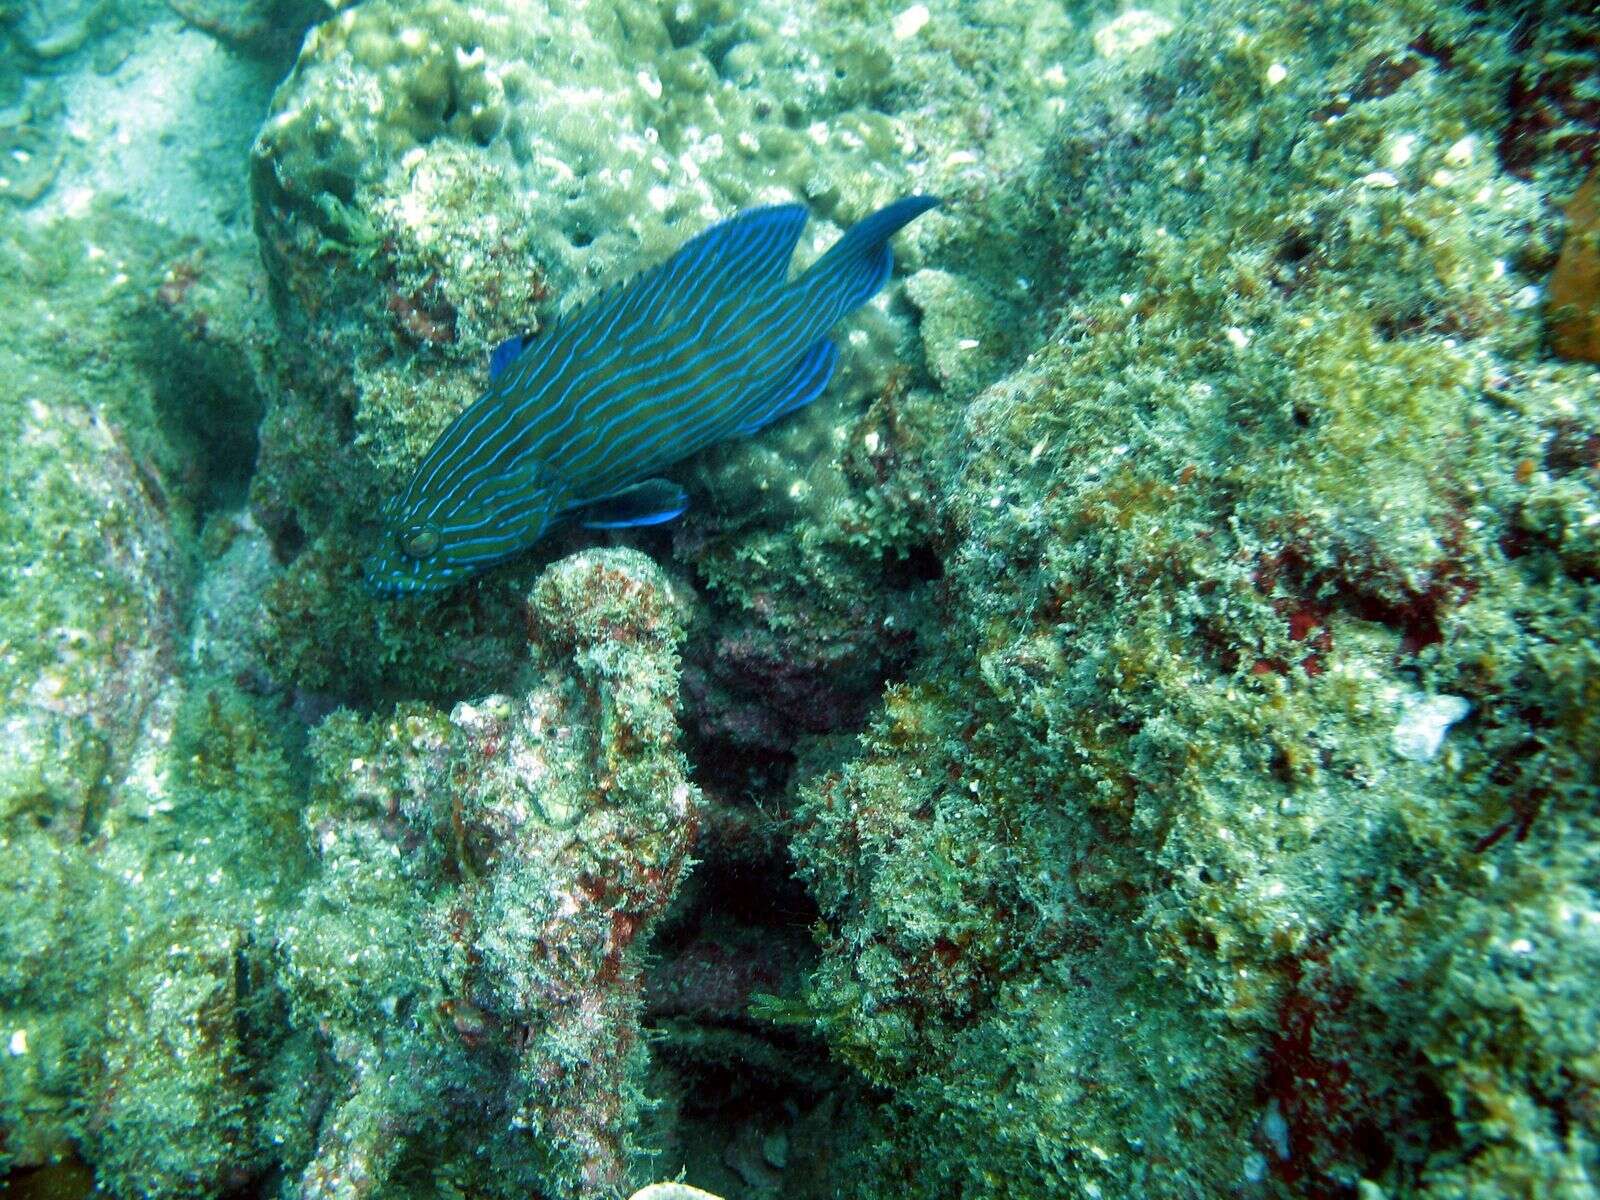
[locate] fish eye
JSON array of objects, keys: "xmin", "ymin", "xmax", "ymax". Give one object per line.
[{"xmin": 399, "ymin": 523, "xmax": 440, "ymax": 558}]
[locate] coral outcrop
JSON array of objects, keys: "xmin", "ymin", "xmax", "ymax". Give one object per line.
[{"xmin": 279, "ymin": 548, "xmax": 699, "ymax": 1199}]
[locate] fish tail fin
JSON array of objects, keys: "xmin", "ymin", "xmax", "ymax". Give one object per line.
[{"xmin": 798, "ymin": 195, "xmax": 940, "ymax": 318}]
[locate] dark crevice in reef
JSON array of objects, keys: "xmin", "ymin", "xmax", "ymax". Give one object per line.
[
  {"xmin": 130, "ymin": 296, "xmax": 268, "ymax": 526},
  {"xmin": 657, "ymin": 546, "xmax": 940, "ymax": 1191},
  {"xmin": 154, "ymin": 355, "xmax": 266, "ymax": 520},
  {"xmin": 675, "ymin": 549, "xmax": 933, "ymax": 798},
  {"xmin": 643, "ymin": 813, "xmax": 853, "ymax": 1196},
  {"xmin": 882, "ymin": 540, "xmax": 945, "ymax": 589}
]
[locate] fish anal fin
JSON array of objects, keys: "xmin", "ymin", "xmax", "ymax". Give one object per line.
[
  {"xmin": 733, "ymin": 339, "xmax": 839, "ymax": 438},
  {"xmin": 580, "ymin": 478, "xmax": 688, "ymax": 529}
]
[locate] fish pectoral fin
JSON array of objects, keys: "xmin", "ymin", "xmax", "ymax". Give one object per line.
[
  {"xmin": 732, "ymin": 338, "xmax": 839, "ymax": 438},
  {"xmin": 488, "ymin": 334, "xmax": 529, "ymax": 381},
  {"xmin": 580, "ymin": 479, "xmax": 689, "ymax": 529},
  {"xmin": 475, "ymin": 455, "xmax": 568, "ymax": 539}
]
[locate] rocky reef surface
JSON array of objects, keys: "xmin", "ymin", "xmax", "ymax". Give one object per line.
[{"xmin": 1, "ymin": 0, "xmax": 1598, "ymax": 1198}]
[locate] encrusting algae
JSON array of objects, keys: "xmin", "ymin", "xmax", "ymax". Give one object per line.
[{"xmin": 285, "ymin": 549, "xmax": 699, "ymax": 1198}]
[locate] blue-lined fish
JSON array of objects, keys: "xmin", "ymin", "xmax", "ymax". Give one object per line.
[{"xmin": 365, "ymin": 196, "xmax": 939, "ymax": 595}]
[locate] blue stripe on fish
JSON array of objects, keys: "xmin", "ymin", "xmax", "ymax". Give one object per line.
[{"xmin": 366, "ymin": 195, "xmax": 939, "ymax": 595}]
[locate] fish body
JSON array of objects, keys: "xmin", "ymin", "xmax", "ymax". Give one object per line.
[{"xmin": 366, "ymin": 196, "xmax": 939, "ymax": 594}]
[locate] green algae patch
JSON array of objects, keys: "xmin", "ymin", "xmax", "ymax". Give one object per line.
[{"xmin": 0, "ymin": 200, "xmax": 312, "ymax": 1194}]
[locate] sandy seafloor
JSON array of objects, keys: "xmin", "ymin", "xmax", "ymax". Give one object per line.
[{"xmin": 2, "ymin": 1, "xmax": 1599, "ymax": 1198}]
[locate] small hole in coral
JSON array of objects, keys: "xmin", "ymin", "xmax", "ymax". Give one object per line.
[{"xmin": 883, "ymin": 543, "xmax": 944, "ymax": 588}]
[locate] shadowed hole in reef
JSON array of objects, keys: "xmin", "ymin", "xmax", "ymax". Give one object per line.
[
  {"xmin": 165, "ymin": 367, "xmax": 264, "ymax": 516},
  {"xmin": 883, "ymin": 539, "xmax": 944, "ymax": 588},
  {"xmin": 643, "ymin": 830, "xmax": 853, "ymax": 1196},
  {"xmin": 147, "ymin": 347, "xmax": 267, "ymax": 521},
  {"xmin": 678, "ymin": 542, "xmax": 940, "ymax": 797}
]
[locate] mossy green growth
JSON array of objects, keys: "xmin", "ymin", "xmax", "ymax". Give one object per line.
[
  {"xmin": 2, "ymin": 670, "xmax": 310, "ymax": 1195},
  {"xmin": 785, "ymin": 1, "xmax": 1600, "ymax": 1196},
  {"xmin": 0, "ymin": 197, "xmax": 319, "ymax": 1193}
]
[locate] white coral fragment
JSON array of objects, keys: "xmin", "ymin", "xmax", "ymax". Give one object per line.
[{"xmin": 1391, "ymin": 693, "xmax": 1471, "ymax": 762}]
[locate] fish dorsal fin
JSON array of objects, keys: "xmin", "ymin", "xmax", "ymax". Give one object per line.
[
  {"xmin": 540, "ymin": 204, "xmax": 811, "ymax": 368},
  {"xmin": 488, "ymin": 334, "xmax": 528, "ymax": 380},
  {"xmin": 580, "ymin": 478, "xmax": 688, "ymax": 529},
  {"xmin": 796, "ymin": 195, "xmax": 940, "ymax": 327},
  {"xmin": 660, "ymin": 204, "xmax": 809, "ymax": 295},
  {"xmin": 520, "ymin": 205, "xmax": 811, "ymax": 371}
]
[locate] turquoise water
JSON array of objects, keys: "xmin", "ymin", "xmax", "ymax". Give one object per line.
[{"xmin": 1, "ymin": 2, "xmax": 1598, "ymax": 1198}]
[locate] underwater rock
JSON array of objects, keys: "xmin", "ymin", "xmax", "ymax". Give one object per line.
[
  {"xmin": 3, "ymin": 0, "xmax": 105, "ymax": 62},
  {"xmin": 0, "ymin": 398, "xmax": 187, "ymax": 840},
  {"xmin": 280, "ymin": 549, "xmax": 699, "ymax": 1199},
  {"xmin": 0, "ymin": 118, "xmax": 63, "ymax": 207},
  {"xmin": 80, "ymin": 917, "xmax": 265, "ymax": 1198},
  {"xmin": 902, "ymin": 267, "xmax": 1015, "ymax": 401},
  {"xmin": 165, "ymin": 0, "xmax": 336, "ymax": 62},
  {"xmin": 0, "ymin": 217, "xmax": 279, "ymax": 843},
  {"xmin": 0, "ymin": 201, "xmax": 299, "ymax": 1191}
]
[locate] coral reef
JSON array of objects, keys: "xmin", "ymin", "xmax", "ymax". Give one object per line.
[{"xmin": 3, "ymin": 0, "xmax": 1600, "ymax": 1197}]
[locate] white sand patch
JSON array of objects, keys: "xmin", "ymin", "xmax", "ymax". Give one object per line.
[{"xmin": 29, "ymin": 19, "xmax": 277, "ymax": 239}]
